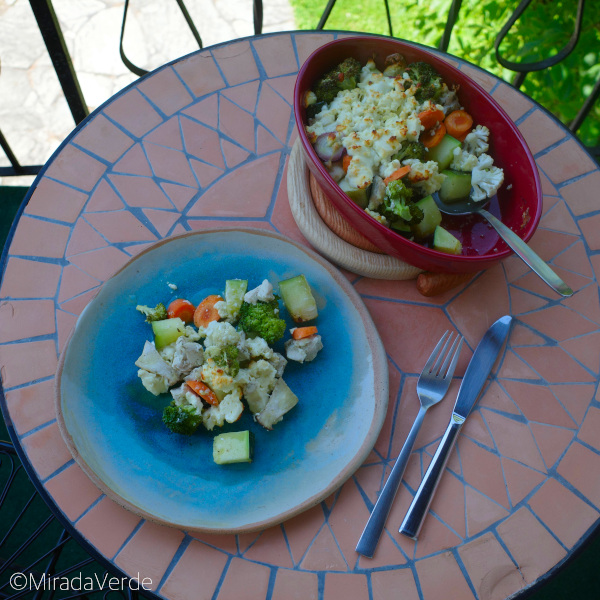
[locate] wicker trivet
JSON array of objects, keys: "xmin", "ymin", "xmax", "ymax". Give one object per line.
[{"xmin": 287, "ymin": 139, "xmax": 422, "ymax": 280}]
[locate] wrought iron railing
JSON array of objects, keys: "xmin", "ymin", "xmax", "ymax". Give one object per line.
[
  {"xmin": 1, "ymin": 0, "xmax": 598, "ymax": 179},
  {"xmin": 0, "ymin": 441, "xmax": 156, "ymax": 600}
]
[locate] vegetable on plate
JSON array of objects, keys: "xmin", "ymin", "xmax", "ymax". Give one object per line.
[
  {"xmin": 134, "ymin": 275, "xmax": 324, "ymax": 465},
  {"xmin": 213, "ymin": 431, "xmax": 254, "ymax": 464},
  {"xmin": 167, "ymin": 298, "xmax": 195, "ymax": 323},
  {"xmin": 194, "ymin": 294, "xmax": 224, "ymax": 328},
  {"xmin": 278, "ymin": 274, "xmax": 318, "ymax": 322}
]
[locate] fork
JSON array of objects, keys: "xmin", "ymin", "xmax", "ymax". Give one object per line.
[{"xmin": 355, "ymin": 331, "xmax": 464, "ymax": 558}]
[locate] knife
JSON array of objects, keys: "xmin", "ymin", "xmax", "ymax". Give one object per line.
[{"xmin": 398, "ymin": 315, "xmax": 513, "ymax": 540}]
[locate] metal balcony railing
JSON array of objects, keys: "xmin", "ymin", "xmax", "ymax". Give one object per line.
[{"xmin": 1, "ymin": 0, "xmax": 598, "ymax": 179}]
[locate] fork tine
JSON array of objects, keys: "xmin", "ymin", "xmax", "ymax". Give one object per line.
[
  {"xmin": 423, "ymin": 331, "xmax": 450, "ymax": 373},
  {"xmin": 431, "ymin": 332, "xmax": 455, "ymax": 375},
  {"xmin": 439, "ymin": 335, "xmax": 464, "ymax": 380}
]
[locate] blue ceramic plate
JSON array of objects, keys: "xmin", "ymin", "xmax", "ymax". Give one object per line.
[{"xmin": 56, "ymin": 229, "xmax": 388, "ymax": 533}]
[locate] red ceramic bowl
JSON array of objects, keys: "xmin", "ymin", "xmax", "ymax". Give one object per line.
[{"xmin": 294, "ymin": 36, "xmax": 542, "ymax": 273}]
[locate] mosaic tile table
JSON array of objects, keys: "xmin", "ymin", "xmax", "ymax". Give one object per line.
[{"xmin": 2, "ymin": 31, "xmax": 600, "ymax": 600}]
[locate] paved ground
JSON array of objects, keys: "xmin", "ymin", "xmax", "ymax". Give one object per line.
[{"xmin": 0, "ymin": 0, "xmax": 296, "ymax": 186}]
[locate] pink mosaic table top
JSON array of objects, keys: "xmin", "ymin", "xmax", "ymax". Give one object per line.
[{"xmin": 2, "ymin": 31, "xmax": 600, "ymax": 600}]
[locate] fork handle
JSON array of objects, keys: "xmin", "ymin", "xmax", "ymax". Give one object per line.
[
  {"xmin": 399, "ymin": 413, "xmax": 464, "ymax": 540},
  {"xmin": 356, "ymin": 406, "xmax": 427, "ymax": 557}
]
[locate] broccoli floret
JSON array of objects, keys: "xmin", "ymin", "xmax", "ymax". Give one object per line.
[
  {"xmin": 337, "ymin": 57, "xmax": 362, "ymax": 88},
  {"xmin": 383, "ymin": 180, "xmax": 423, "ymax": 226},
  {"xmin": 393, "ymin": 140, "xmax": 427, "ymax": 163},
  {"xmin": 162, "ymin": 404, "xmax": 202, "ymax": 435},
  {"xmin": 136, "ymin": 303, "xmax": 168, "ymax": 322},
  {"xmin": 403, "ymin": 61, "xmax": 444, "ymax": 102},
  {"xmin": 407, "ymin": 203, "xmax": 424, "ymax": 224},
  {"xmin": 314, "ymin": 78, "xmax": 340, "ymax": 103},
  {"xmin": 313, "ymin": 57, "xmax": 362, "ymax": 103},
  {"xmin": 206, "ymin": 344, "xmax": 240, "ymax": 377},
  {"xmin": 237, "ymin": 299, "xmax": 286, "ymax": 345},
  {"xmin": 382, "ymin": 52, "xmax": 407, "ymax": 77}
]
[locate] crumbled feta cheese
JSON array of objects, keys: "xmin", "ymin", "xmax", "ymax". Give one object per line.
[
  {"xmin": 402, "ymin": 159, "xmax": 445, "ymax": 196},
  {"xmin": 202, "ymin": 390, "xmax": 244, "ymax": 430},
  {"xmin": 244, "ymin": 279, "xmax": 275, "ymax": 305},
  {"xmin": 285, "ymin": 335, "xmax": 323, "ymax": 363},
  {"xmin": 215, "ymin": 296, "xmax": 243, "ymax": 324},
  {"xmin": 200, "ymin": 361, "xmax": 238, "ymax": 395},
  {"xmin": 306, "ymin": 67, "xmax": 425, "ymax": 190},
  {"xmin": 167, "ymin": 282, "xmax": 178, "ymax": 290},
  {"xmin": 244, "ymin": 335, "xmax": 273, "ymax": 359}
]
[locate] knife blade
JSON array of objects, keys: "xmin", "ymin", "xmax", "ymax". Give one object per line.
[{"xmin": 398, "ymin": 315, "xmax": 512, "ymax": 540}]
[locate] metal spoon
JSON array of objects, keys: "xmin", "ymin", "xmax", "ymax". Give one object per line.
[{"xmin": 434, "ymin": 194, "xmax": 573, "ymax": 297}]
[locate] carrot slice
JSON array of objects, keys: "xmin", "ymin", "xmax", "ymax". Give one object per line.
[
  {"xmin": 421, "ymin": 122, "xmax": 446, "ymax": 148},
  {"xmin": 444, "ymin": 110, "xmax": 473, "ymax": 141},
  {"xmin": 342, "ymin": 154, "xmax": 352, "ymax": 173},
  {"xmin": 418, "ymin": 108, "xmax": 445, "ymax": 130},
  {"xmin": 383, "ymin": 165, "xmax": 411, "ymax": 185},
  {"xmin": 193, "ymin": 294, "xmax": 224, "ymax": 328},
  {"xmin": 291, "ymin": 326, "xmax": 318, "ymax": 340},
  {"xmin": 187, "ymin": 381, "xmax": 219, "ymax": 406},
  {"xmin": 167, "ymin": 298, "xmax": 196, "ymax": 323}
]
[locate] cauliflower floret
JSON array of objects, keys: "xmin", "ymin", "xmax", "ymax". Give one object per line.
[
  {"xmin": 243, "ymin": 335, "xmax": 274, "ymax": 360},
  {"xmin": 285, "ymin": 335, "xmax": 323, "ymax": 363},
  {"xmin": 204, "ymin": 321, "xmax": 241, "ymax": 349},
  {"xmin": 471, "ymin": 153, "xmax": 504, "ymax": 202},
  {"xmin": 450, "ymin": 147, "xmax": 479, "ymax": 172},
  {"xmin": 137, "ymin": 369, "xmax": 170, "ymax": 396},
  {"xmin": 214, "ymin": 300, "xmax": 235, "ymax": 323},
  {"xmin": 202, "ymin": 390, "xmax": 244, "ymax": 431},
  {"xmin": 463, "ymin": 125, "xmax": 490, "ymax": 157},
  {"xmin": 402, "ymin": 159, "xmax": 445, "ymax": 196},
  {"xmin": 242, "ymin": 359, "xmax": 278, "ymax": 414},
  {"xmin": 244, "ymin": 279, "xmax": 275, "ymax": 305}
]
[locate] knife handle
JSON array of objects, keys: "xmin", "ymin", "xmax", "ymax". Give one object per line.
[{"xmin": 398, "ymin": 413, "xmax": 464, "ymax": 540}]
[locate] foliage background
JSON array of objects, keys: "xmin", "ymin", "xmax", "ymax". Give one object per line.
[{"xmin": 289, "ymin": 0, "xmax": 600, "ymax": 152}]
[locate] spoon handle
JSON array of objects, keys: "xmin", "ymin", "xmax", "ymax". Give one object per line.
[{"xmin": 480, "ymin": 209, "xmax": 573, "ymax": 297}]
